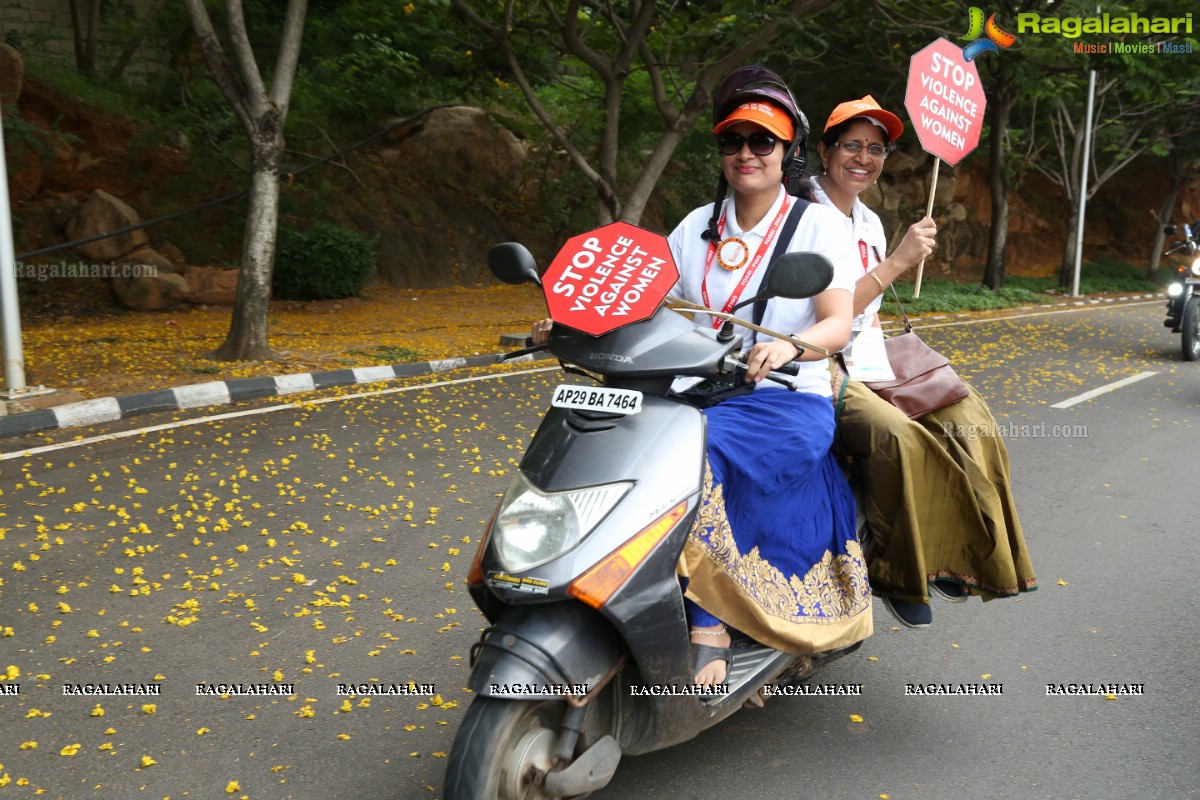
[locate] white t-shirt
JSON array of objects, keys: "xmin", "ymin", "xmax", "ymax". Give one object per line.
[
  {"xmin": 667, "ymin": 185, "xmax": 859, "ymax": 396},
  {"xmin": 808, "ymin": 177, "xmax": 888, "ymax": 332}
]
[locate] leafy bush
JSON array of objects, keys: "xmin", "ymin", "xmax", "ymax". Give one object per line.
[
  {"xmin": 884, "ymin": 259, "xmax": 1160, "ymax": 315},
  {"xmin": 273, "ymin": 223, "xmax": 376, "ymax": 301}
]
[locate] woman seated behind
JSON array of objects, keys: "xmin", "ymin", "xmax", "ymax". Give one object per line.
[{"xmin": 808, "ymin": 95, "xmax": 1036, "ymax": 629}]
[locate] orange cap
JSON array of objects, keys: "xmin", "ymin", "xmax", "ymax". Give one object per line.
[
  {"xmin": 823, "ymin": 95, "xmax": 903, "ymax": 142},
  {"xmin": 713, "ymin": 101, "xmax": 795, "ymax": 142}
]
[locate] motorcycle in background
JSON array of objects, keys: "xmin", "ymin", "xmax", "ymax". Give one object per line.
[{"xmin": 1163, "ymin": 221, "xmax": 1200, "ymax": 361}]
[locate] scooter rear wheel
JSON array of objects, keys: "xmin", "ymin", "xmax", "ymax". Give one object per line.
[
  {"xmin": 444, "ymin": 696, "xmax": 586, "ymax": 800},
  {"xmin": 1182, "ymin": 296, "xmax": 1200, "ymax": 362}
]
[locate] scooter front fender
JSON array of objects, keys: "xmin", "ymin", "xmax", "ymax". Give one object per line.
[{"xmin": 468, "ymin": 603, "xmax": 624, "ymax": 698}]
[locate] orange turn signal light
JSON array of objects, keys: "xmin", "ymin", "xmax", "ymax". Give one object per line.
[
  {"xmin": 567, "ymin": 501, "xmax": 689, "ymax": 609},
  {"xmin": 467, "ymin": 509, "xmax": 499, "ymax": 586}
]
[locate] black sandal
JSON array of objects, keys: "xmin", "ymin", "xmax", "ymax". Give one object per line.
[{"xmin": 691, "ymin": 642, "xmax": 733, "ymax": 683}]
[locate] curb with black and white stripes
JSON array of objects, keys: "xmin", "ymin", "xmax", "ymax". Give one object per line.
[
  {"xmin": 0, "ymin": 292, "xmax": 1165, "ymax": 441},
  {"xmin": 0, "ymin": 351, "xmax": 548, "ymax": 441}
]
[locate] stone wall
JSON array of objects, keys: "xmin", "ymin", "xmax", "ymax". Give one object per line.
[{"xmin": 0, "ymin": 0, "xmax": 170, "ymax": 82}]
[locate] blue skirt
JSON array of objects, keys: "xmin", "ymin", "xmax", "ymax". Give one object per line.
[{"xmin": 680, "ymin": 388, "xmax": 872, "ymax": 653}]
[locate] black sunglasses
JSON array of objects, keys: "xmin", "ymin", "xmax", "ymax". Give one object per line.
[{"xmin": 716, "ymin": 131, "xmax": 780, "ymax": 157}]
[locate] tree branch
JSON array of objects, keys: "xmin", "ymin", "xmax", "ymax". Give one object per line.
[
  {"xmin": 224, "ymin": 0, "xmax": 268, "ymax": 118},
  {"xmin": 181, "ymin": 0, "xmax": 254, "ymax": 133},
  {"xmin": 269, "ymin": 0, "xmax": 308, "ymax": 113}
]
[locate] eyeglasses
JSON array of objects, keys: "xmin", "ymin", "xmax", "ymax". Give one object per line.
[
  {"xmin": 716, "ymin": 132, "xmax": 780, "ymax": 157},
  {"xmin": 832, "ymin": 140, "xmax": 890, "ymax": 159}
]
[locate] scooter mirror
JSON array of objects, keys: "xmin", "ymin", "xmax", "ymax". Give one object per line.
[
  {"xmin": 488, "ymin": 242, "xmax": 542, "ymax": 286},
  {"xmin": 765, "ymin": 251, "xmax": 835, "ymax": 300},
  {"xmin": 1164, "ymin": 225, "xmax": 1178, "ymax": 236}
]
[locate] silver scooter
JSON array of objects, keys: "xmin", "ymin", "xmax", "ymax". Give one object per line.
[{"xmin": 445, "ymin": 243, "xmax": 866, "ymax": 799}]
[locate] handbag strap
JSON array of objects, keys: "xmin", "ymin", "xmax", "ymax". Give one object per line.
[
  {"xmin": 752, "ymin": 198, "xmax": 811, "ymax": 328},
  {"xmin": 887, "ymin": 284, "xmax": 914, "ymax": 334}
]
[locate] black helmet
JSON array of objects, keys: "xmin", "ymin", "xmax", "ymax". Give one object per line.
[{"xmin": 701, "ymin": 65, "xmax": 809, "ymax": 242}]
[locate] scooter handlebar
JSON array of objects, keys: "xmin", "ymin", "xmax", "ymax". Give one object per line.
[{"xmin": 722, "ymin": 355, "xmax": 800, "ymax": 391}]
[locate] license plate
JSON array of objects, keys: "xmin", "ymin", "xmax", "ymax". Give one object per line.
[{"xmin": 551, "ymin": 384, "xmax": 642, "ymax": 415}]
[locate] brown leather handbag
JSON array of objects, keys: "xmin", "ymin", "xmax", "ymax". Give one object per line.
[{"xmin": 862, "ymin": 289, "xmax": 969, "ymax": 419}]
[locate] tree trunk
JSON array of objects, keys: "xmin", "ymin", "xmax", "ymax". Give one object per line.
[
  {"xmin": 109, "ymin": 0, "xmax": 167, "ymax": 81},
  {"xmin": 183, "ymin": 0, "xmax": 306, "ymax": 361},
  {"xmin": 83, "ymin": 0, "xmax": 101, "ymax": 74},
  {"xmin": 982, "ymin": 93, "xmax": 1013, "ymax": 290},
  {"xmin": 1059, "ymin": 209, "xmax": 1079, "ymax": 291},
  {"xmin": 213, "ymin": 130, "xmax": 282, "ymax": 362},
  {"xmin": 1148, "ymin": 167, "xmax": 1184, "ymax": 280}
]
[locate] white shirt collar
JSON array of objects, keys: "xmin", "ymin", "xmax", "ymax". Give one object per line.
[{"xmin": 723, "ymin": 185, "xmax": 788, "ymax": 238}]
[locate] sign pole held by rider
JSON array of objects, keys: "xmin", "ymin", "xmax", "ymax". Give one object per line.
[{"xmin": 904, "ymin": 38, "xmax": 987, "ymax": 297}]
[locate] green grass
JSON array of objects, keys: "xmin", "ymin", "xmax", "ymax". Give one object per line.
[
  {"xmin": 885, "ymin": 260, "xmax": 1164, "ymax": 315},
  {"xmin": 348, "ymin": 345, "xmax": 423, "ymax": 363}
]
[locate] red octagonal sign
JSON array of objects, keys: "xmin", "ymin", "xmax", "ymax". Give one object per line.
[
  {"xmin": 904, "ymin": 38, "xmax": 986, "ymax": 166},
  {"xmin": 542, "ymin": 221, "xmax": 679, "ymax": 336}
]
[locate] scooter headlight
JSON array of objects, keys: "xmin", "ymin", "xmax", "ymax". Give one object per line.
[
  {"xmin": 1191, "ymin": 257, "xmax": 1200, "ymax": 277},
  {"xmin": 1168, "ymin": 283, "xmax": 1185, "ymax": 297},
  {"xmin": 492, "ymin": 472, "xmax": 632, "ymax": 573}
]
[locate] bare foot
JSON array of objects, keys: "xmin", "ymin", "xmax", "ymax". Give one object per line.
[{"xmin": 690, "ymin": 625, "xmax": 731, "ymax": 685}]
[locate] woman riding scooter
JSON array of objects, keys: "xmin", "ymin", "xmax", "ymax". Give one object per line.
[{"xmin": 667, "ymin": 68, "xmax": 872, "ymax": 684}]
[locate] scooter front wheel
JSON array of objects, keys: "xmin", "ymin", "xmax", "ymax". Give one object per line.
[
  {"xmin": 444, "ymin": 696, "xmax": 585, "ymax": 800},
  {"xmin": 1183, "ymin": 296, "xmax": 1200, "ymax": 362}
]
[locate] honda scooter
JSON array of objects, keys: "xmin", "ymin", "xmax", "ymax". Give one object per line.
[{"xmin": 444, "ymin": 242, "xmax": 866, "ymax": 799}]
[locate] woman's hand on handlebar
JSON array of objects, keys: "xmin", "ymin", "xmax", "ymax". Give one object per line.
[
  {"xmin": 531, "ymin": 318, "xmax": 553, "ymax": 346},
  {"xmin": 744, "ymin": 339, "xmax": 801, "ymax": 383}
]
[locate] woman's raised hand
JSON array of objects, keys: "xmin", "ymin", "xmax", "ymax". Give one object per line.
[{"xmin": 893, "ymin": 216, "xmax": 938, "ymax": 270}]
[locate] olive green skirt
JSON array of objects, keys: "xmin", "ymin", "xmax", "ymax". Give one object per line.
[{"xmin": 836, "ymin": 379, "xmax": 1037, "ymax": 603}]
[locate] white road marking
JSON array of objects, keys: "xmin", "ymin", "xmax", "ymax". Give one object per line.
[
  {"xmin": 882, "ymin": 299, "xmax": 1161, "ymax": 332},
  {"xmin": 1049, "ymin": 372, "xmax": 1159, "ymax": 409}
]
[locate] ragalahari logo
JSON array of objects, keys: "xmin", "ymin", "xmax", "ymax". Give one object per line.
[{"xmin": 961, "ymin": 7, "xmax": 1017, "ymax": 61}]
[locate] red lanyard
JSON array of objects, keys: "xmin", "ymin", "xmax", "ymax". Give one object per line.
[
  {"xmin": 700, "ymin": 196, "xmax": 792, "ymax": 329},
  {"xmin": 858, "ymin": 239, "xmax": 871, "ymax": 272}
]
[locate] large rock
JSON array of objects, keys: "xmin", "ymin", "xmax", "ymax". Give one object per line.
[
  {"xmin": 382, "ymin": 106, "xmax": 526, "ymax": 196},
  {"xmin": 183, "ymin": 266, "xmax": 239, "ymax": 305},
  {"xmin": 0, "ymin": 44, "xmax": 22, "ymax": 109},
  {"xmin": 66, "ymin": 189, "xmax": 151, "ymax": 261},
  {"xmin": 367, "ymin": 106, "xmax": 535, "ymax": 287},
  {"xmin": 121, "ymin": 244, "xmax": 179, "ymax": 275},
  {"xmin": 112, "ymin": 271, "xmax": 191, "ymax": 311}
]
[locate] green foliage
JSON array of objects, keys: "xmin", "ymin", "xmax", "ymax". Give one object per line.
[
  {"xmin": 273, "ymin": 223, "xmax": 376, "ymax": 301},
  {"xmin": 296, "ymin": 0, "xmax": 486, "ymax": 125},
  {"xmin": 885, "ymin": 260, "xmax": 1160, "ymax": 315}
]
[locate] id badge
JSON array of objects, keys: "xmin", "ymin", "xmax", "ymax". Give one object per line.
[{"xmin": 844, "ymin": 316, "xmax": 895, "ymax": 382}]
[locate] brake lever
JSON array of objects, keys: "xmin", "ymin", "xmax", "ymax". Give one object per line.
[
  {"xmin": 723, "ymin": 355, "xmax": 800, "ymax": 391},
  {"xmin": 501, "ymin": 340, "xmax": 547, "ymax": 361}
]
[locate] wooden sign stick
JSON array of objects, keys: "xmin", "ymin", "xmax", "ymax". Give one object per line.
[{"xmin": 913, "ymin": 157, "xmax": 940, "ymax": 299}]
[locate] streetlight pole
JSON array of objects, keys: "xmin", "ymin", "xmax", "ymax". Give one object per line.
[{"xmin": 0, "ymin": 99, "xmax": 29, "ymax": 395}]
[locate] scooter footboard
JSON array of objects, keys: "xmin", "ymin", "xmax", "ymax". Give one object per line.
[{"xmin": 468, "ymin": 603, "xmax": 625, "ymax": 698}]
